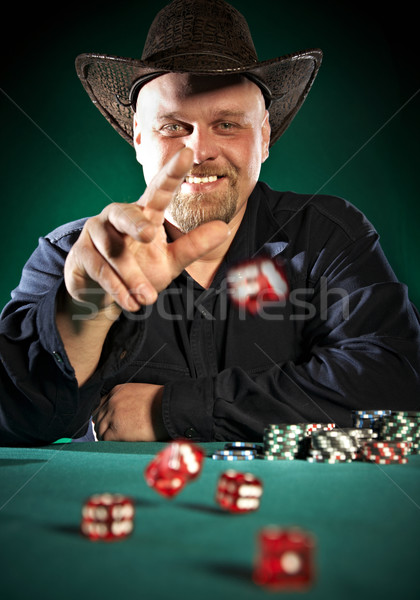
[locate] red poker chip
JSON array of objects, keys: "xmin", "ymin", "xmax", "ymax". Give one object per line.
[
  {"xmin": 363, "ymin": 446, "xmax": 407, "ymax": 453},
  {"xmin": 367, "ymin": 441, "xmax": 411, "ymax": 449},
  {"xmin": 364, "ymin": 455, "xmax": 406, "ymax": 461},
  {"xmin": 363, "ymin": 455, "xmax": 408, "ymax": 464},
  {"xmin": 362, "ymin": 445, "xmax": 409, "ymax": 455},
  {"xmin": 305, "ymin": 423, "xmax": 335, "ymax": 435},
  {"xmin": 361, "ymin": 441, "xmax": 411, "ymax": 459},
  {"xmin": 363, "ymin": 450, "xmax": 407, "ymax": 458}
]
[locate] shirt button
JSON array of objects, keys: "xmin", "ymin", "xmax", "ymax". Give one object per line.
[
  {"xmin": 119, "ymin": 350, "xmax": 127, "ymax": 360},
  {"xmin": 184, "ymin": 427, "xmax": 196, "ymax": 439},
  {"xmin": 52, "ymin": 351, "xmax": 63, "ymax": 363}
]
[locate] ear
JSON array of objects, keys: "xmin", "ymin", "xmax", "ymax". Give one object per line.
[
  {"xmin": 261, "ymin": 110, "xmax": 271, "ymax": 163},
  {"xmin": 133, "ymin": 114, "xmax": 143, "ymax": 163}
]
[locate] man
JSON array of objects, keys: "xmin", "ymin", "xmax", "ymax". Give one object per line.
[{"xmin": 0, "ymin": 0, "xmax": 419, "ymax": 446}]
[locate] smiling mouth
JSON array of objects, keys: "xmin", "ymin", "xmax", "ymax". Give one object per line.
[{"xmin": 184, "ymin": 175, "xmax": 222, "ymax": 184}]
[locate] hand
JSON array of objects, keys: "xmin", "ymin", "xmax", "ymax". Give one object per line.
[
  {"xmin": 63, "ymin": 148, "xmax": 230, "ymax": 313},
  {"xmin": 93, "ymin": 383, "xmax": 169, "ymax": 441}
]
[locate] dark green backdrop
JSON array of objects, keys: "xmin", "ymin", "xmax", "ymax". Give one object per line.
[{"xmin": 1, "ymin": 1, "xmax": 419, "ymax": 310}]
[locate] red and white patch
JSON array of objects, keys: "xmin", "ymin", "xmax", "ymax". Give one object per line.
[{"xmin": 227, "ymin": 257, "xmax": 288, "ymax": 314}]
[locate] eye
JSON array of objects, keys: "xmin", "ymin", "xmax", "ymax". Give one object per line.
[
  {"xmin": 160, "ymin": 123, "xmax": 188, "ymax": 136},
  {"xmin": 218, "ymin": 122, "xmax": 235, "ymax": 130}
]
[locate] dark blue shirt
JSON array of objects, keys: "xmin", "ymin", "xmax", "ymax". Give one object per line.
[{"xmin": 1, "ymin": 182, "xmax": 420, "ymax": 445}]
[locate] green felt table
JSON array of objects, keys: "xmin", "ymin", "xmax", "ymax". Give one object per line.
[{"xmin": 0, "ymin": 441, "xmax": 419, "ymax": 600}]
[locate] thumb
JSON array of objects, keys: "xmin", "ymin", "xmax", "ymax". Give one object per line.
[{"xmin": 168, "ymin": 220, "xmax": 231, "ymax": 275}]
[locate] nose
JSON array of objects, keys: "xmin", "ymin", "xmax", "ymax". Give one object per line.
[{"xmin": 184, "ymin": 126, "xmax": 220, "ymax": 165}]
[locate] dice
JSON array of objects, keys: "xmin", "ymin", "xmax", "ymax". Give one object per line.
[
  {"xmin": 81, "ymin": 493, "xmax": 135, "ymax": 541},
  {"xmin": 215, "ymin": 470, "xmax": 263, "ymax": 513},
  {"xmin": 144, "ymin": 440, "xmax": 205, "ymax": 498},
  {"xmin": 227, "ymin": 256, "xmax": 288, "ymax": 314},
  {"xmin": 253, "ymin": 526, "xmax": 316, "ymax": 590}
]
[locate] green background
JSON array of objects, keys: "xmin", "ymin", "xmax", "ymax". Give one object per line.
[{"xmin": 1, "ymin": 0, "xmax": 419, "ymax": 310}]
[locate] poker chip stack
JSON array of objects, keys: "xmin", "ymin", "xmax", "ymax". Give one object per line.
[
  {"xmin": 263, "ymin": 423, "xmax": 335, "ymax": 461},
  {"xmin": 351, "ymin": 409, "xmax": 420, "ymax": 463},
  {"xmin": 212, "ymin": 411, "xmax": 420, "ymax": 464},
  {"xmin": 376, "ymin": 411, "xmax": 420, "ymax": 454},
  {"xmin": 308, "ymin": 429, "xmax": 362, "ymax": 463},
  {"xmin": 212, "ymin": 442, "xmax": 263, "ymax": 461},
  {"xmin": 263, "ymin": 424, "xmax": 308, "ymax": 461},
  {"xmin": 352, "ymin": 410, "xmax": 391, "ymax": 435},
  {"xmin": 359, "ymin": 440, "xmax": 411, "ymax": 464}
]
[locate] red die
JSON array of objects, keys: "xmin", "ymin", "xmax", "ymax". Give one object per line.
[
  {"xmin": 227, "ymin": 257, "xmax": 288, "ymax": 314},
  {"xmin": 253, "ymin": 526, "xmax": 316, "ymax": 590},
  {"xmin": 81, "ymin": 493, "xmax": 134, "ymax": 541},
  {"xmin": 215, "ymin": 470, "xmax": 263, "ymax": 513},
  {"xmin": 144, "ymin": 440, "xmax": 205, "ymax": 498}
]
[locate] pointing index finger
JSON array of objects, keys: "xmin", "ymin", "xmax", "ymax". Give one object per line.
[{"xmin": 139, "ymin": 148, "xmax": 193, "ymax": 218}]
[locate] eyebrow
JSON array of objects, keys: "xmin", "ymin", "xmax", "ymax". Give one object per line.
[
  {"xmin": 155, "ymin": 109, "xmax": 248, "ymax": 122},
  {"xmin": 155, "ymin": 112, "xmax": 184, "ymax": 122}
]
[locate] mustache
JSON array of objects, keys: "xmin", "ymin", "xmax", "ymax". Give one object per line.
[{"xmin": 185, "ymin": 164, "xmax": 238, "ymax": 178}]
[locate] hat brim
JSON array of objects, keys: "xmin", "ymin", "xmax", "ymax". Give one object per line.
[{"xmin": 75, "ymin": 49, "xmax": 322, "ymax": 148}]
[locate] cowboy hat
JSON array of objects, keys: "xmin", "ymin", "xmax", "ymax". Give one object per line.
[{"xmin": 75, "ymin": 0, "xmax": 322, "ymax": 147}]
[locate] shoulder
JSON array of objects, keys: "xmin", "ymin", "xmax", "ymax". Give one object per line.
[
  {"xmin": 44, "ymin": 218, "xmax": 89, "ymax": 251},
  {"xmin": 19, "ymin": 217, "xmax": 90, "ymax": 277},
  {"xmin": 255, "ymin": 181, "xmax": 376, "ymax": 242}
]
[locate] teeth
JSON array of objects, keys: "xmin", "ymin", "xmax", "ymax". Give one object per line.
[{"xmin": 185, "ymin": 175, "xmax": 218, "ymax": 184}]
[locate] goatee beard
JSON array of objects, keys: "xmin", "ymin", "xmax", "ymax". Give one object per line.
[{"xmin": 168, "ymin": 173, "xmax": 239, "ymax": 234}]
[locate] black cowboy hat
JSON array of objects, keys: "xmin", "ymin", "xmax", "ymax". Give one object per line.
[{"xmin": 75, "ymin": 0, "xmax": 322, "ymax": 147}]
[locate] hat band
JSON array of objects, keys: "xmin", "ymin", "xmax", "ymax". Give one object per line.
[
  {"xmin": 128, "ymin": 67, "xmax": 273, "ymax": 111},
  {"xmin": 142, "ymin": 48, "xmax": 256, "ymax": 68}
]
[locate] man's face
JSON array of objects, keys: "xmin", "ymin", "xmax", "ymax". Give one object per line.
[{"xmin": 134, "ymin": 73, "xmax": 270, "ymax": 233}]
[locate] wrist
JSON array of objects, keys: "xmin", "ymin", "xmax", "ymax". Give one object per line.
[{"xmin": 57, "ymin": 283, "xmax": 122, "ymax": 324}]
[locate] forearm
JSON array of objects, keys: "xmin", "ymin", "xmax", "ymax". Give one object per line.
[
  {"xmin": 0, "ymin": 222, "xmax": 143, "ymax": 444},
  {"xmin": 162, "ymin": 339, "xmax": 420, "ymax": 443},
  {"xmin": 0, "ymin": 280, "xmax": 89, "ymax": 445},
  {"xmin": 55, "ymin": 285, "xmax": 122, "ymax": 386},
  {"xmin": 0, "ymin": 284, "xmax": 146, "ymax": 445}
]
